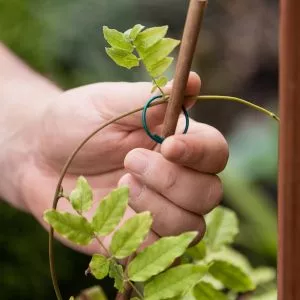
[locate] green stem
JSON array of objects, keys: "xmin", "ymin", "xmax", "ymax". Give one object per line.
[
  {"xmin": 77, "ymin": 212, "xmax": 136, "ymax": 299},
  {"xmin": 94, "ymin": 235, "xmax": 111, "ymax": 257},
  {"xmin": 127, "ymin": 280, "xmax": 144, "ymax": 299},
  {"xmin": 152, "ymin": 77, "xmax": 166, "ymax": 97},
  {"xmin": 76, "ymin": 211, "xmax": 111, "ymax": 257},
  {"xmin": 197, "ymin": 95, "xmax": 280, "ymax": 121},
  {"xmin": 48, "ymin": 94, "xmax": 279, "ymax": 300}
]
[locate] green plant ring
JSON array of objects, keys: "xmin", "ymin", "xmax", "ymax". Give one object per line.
[{"xmin": 142, "ymin": 95, "xmax": 190, "ymax": 144}]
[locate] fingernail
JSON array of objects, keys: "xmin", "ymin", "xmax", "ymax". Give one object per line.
[
  {"xmin": 129, "ymin": 180, "xmax": 143, "ymax": 199},
  {"xmin": 118, "ymin": 174, "xmax": 143, "ymax": 199},
  {"xmin": 125, "ymin": 150, "xmax": 148, "ymax": 174},
  {"xmin": 163, "ymin": 137, "xmax": 186, "ymax": 159},
  {"xmin": 174, "ymin": 139, "xmax": 186, "ymax": 157}
]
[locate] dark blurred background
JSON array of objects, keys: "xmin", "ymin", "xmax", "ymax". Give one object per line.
[{"xmin": 0, "ymin": 0, "xmax": 278, "ymax": 299}]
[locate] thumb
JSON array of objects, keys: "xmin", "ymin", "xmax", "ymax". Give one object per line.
[{"xmin": 73, "ymin": 71, "xmax": 201, "ymax": 128}]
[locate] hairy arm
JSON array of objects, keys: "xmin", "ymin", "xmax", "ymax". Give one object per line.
[{"xmin": 0, "ymin": 43, "xmax": 61, "ymax": 210}]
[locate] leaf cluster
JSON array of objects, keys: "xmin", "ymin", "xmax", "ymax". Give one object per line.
[
  {"xmin": 103, "ymin": 25, "xmax": 180, "ymax": 92},
  {"xmin": 44, "ymin": 176, "xmax": 276, "ymax": 300},
  {"xmin": 181, "ymin": 207, "xmax": 277, "ymax": 300},
  {"xmin": 44, "ymin": 177, "xmax": 204, "ymax": 299}
]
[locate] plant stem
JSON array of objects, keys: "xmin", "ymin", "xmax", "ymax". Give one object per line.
[
  {"xmin": 93, "ymin": 235, "xmax": 111, "ymax": 257},
  {"xmin": 77, "ymin": 200, "xmax": 137, "ymax": 300},
  {"xmin": 127, "ymin": 280, "xmax": 144, "ymax": 299},
  {"xmin": 115, "ymin": 254, "xmax": 136, "ymax": 300},
  {"xmin": 76, "ymin": 211, "xmax": 111, "ymax": 257},
  {"xmin": 152, "ymin": 77, "xmax": 166, "ymax": 97},
  {"xmin": 197, "ymin": 95, "xmax": 280, "ymax": 121},
  {"xmin": 162, "ymin": 0, "xmax": 207, "ymax": 138},
  {"xmin": 49, "ymin": 227, "xmax": 63, "ymax": 300},
  {"xmin": 48, "ymin": 94, "xmax": 278, "ymax": 299}
]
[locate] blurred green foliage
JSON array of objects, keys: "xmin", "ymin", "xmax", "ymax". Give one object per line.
[
  {"xmin": 223, "ymin": 119, "xmax": 278, "ymax": 263},
  {"xmin": 0, "ymin": 0, "xmax": 278, "ymax": 299}
]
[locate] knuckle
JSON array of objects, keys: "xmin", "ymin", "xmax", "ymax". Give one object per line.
[
  {"xmin": 210, "ymin": 127, "xmax": 229, "ymax": 173},
  {"xmin": 190, "ymin": 139, "xmax": 205, "ymax": 164},
  {"xmin": 192, "ymin": 217, "xmax": 206, "ymax": 245},
  {"xmin": 162, "ymin": 168, "xmax": 178, "ymax": 192},
  {"xmin": 203, "ymin": 175, "xmax": 223, "ymax": 214},
  {"xmin": 198, "ymin": 217, "xmax": 206, "ymax": 240},
  {"xmin": 217, "ymin": 138, "xmax": 229, "ymax": 172}
]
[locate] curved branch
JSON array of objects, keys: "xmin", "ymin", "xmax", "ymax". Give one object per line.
[{"xmin": 48, "ymin": 95, "xmax": 279, "ymax": 300}]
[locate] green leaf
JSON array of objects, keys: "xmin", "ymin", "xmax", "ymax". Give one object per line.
[
  {"xmin": 105, "ymin": 48, "xmax": 139, "ymax": 69},
  {"xmin": 201, "ymin": 247, "xmax": 254, "ymax": 291},
  {"xmin": 43, "ymin": 210, "xmax": 94, "ymax": 245},
  {"xmin": 110, "ymin": 212, "xmax": 152, "ymax": 259},
  {"xmin": 206, "ymin": 247, "xmax": 252, "ymax": 273},
  {"xmin": 143, "ymin": 38, "xmax": 180, "ymax": 67},
  {"xmin": 250, "ymin": 289, "xmax": 277, "ymax": 300},
  {"xmin": 134, "ymin": 26, "xmax": 168, "ymax": 52},
  {"xmin": 205, "ymin": 206, "xmax": 239, "ymax": 251},
  {"xmin": 130, "ymin": 298, "xmax": 140, "ymax": 300},
  {"xmin": 144, "ymin": 264, "xmax": 208, "ymax": 300},
  {"xmin": 69, "ymin": 297, "xmax": 75, "ymax": 300},
  {"xmin": 167, "ymin": 293, "xmax": 196, "ymax": 300},
  {"xmin": 201, "ymin": 274, "xmax": 224, "ymax": 290},
  {"xmin": 128, "ymin": 231, "xmax": 197, "ymax": 281},
  {"xmin": 76, "ymin": 286, "xmax": 107, "ymax": 300},
  {"xmin": 203, "ymin": 247, "xmax": 253, "ymax": 291},
  {"xmin": 92, "ymin": 187, "xmax": 128, "ymax": 236},
  {"xmin": 154, "ymin": 76, "xmax": 168, "ymax": 87},
  {"xmin": 103, "ymin": 26, "xmax": 133, "ymax": 51},
  {"xmin": 148, "ymin": 57, "xmax": 173, "ymax": 78},
  {"xmin": 209, "ymin": 260, "xmax": 255, "ymax": 292},
  {"xmin": 128, "ymin": 24, "xmax": 145, "ymax": 41},
  {"xmin": 151, "ymin": 76, "xmax": 168, "ymax": 93},
  {"xmin": 69, "ymin": 176, "xmax": 93, "ymax": 213},
  {"xmin": 251, "ymin": 267, "xmax": 276, "ymax": 286},
  {"xmin": 193, "ymin": 282, "xmax": 228, "ymax": 300},
  {"xmin": 89, "ymin": 254, "xmax": 109, "ymax": 280},
  {"xmin": 186, "ymin": 240, "xmax": 206, "ymax": 261},
  {"xmin": 109, "ymin": 260, "xmax": 124, "ymax": 292}
]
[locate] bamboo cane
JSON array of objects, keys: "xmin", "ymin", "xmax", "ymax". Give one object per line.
[
  {"xmin": 279, "ymin": 0, "xmax": 300, "ymax": 299},
  {"xmin": 161, "ymin": 0, "xmax": 207, "ymax": 138}
]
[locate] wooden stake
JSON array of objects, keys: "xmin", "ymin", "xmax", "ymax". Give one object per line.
[
  {"xmin": 161, "ymin": 0, "xmax": 207, "ymax": 138},
  {"xmin": 279, "ymin": 0, "xmax": 300, "ymax": 299}
]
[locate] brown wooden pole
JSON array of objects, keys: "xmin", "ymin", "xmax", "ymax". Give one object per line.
[
  {"xmin": 279, "ymin": 0, "xmax": 300, "ymax": 299},
  {"xmin": 161, "ymin": 0, "xmax": 207, "ymax": 138}
]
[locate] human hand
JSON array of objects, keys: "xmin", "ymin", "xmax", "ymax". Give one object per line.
[{"xmin": 4, "ymin": 72, "xmax": 228, "ymax": 253}]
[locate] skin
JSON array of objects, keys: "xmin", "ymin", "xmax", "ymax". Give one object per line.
[{"xmin": 0, "ymin": 43, "xmax": 229, "ymax": 254}]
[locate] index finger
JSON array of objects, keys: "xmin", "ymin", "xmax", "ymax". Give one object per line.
[{"xmin": 160, "ymin": 120, "xmax": 229, "ymax": 174}]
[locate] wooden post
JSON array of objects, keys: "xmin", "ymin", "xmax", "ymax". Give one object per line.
[
  {"xmin": 279, "ymin": 0, "xmax": 300, "ymax": 299},
  {"xmin": 161, "ymin": 0, "xmax": 207, "ymax": 138}
]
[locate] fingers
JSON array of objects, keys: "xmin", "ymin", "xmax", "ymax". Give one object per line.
[
  {"xmin": 123, "ymin": 149, "xmax": 223, "ymax": 215},
  {"xmin": 161, "ymin": 121, "xmax": 229, "ymax": 174},
  {"xmin": 85, "ymin": 71, "xmax": 201, "ymax": 127},
  {"xmin": 163, "ymin": 71, "xmax": 201, "ymax": 109},
  {"xmin": 118, "ymin": 173, "xmax": 206, "ymax": 239},
  {"xmin": 163, "ymin": 71, "xmax": 201, "ymax": 95}
]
